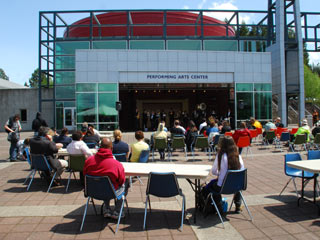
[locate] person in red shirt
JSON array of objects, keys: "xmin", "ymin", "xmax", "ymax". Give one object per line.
[
  {"xmin": 232, "ymin": 122, "xmax": 252, "ymax": 154},
  {"xmin": 83, "ymin": 137, "xmax": 126, "ymax": 219}
]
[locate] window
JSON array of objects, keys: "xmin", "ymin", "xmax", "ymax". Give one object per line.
[{"xmin": 20, "ymin": 109, "xmax": 27, "ymax": 122}]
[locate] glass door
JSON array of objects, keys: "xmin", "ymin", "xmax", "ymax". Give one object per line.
[{"xmin": 64, "ymin": 107, "xmax": 76, "ymax": 130}]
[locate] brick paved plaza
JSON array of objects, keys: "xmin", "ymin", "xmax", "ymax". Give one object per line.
[{"xmin": 0, "ymin": 132, "xmax": 319, "ymax": 239}]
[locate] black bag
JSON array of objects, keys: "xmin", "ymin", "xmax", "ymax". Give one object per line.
[
  {"xmin": 5, "ymin": 117, "xmax": 13, "ymax": 133},
  {"xmin": 199, "ymin": 184, "xmax": 216, "ymax": 216},
  {"xmin": 7, "ymin": 132, "xmax": 19, "ymax": 143}
]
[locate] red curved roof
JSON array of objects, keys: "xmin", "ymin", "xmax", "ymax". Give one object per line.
[{"xmin": 64, "ymin": 11, "xmax": 235, "ymax": 38}]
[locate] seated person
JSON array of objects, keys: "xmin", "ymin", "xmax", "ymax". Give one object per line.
[
  {"xmin": 170, "ymin": 120, "xmax": 186, "ymax": 137},
  {"xmin": 53, "ymin": 127, "xmax": 72, "ymax": 148},
  {"xmin": 152, "ymin": 123, "xmax": 167, "ymax": 160},
  {"xmin": 67, "ymin": 131, "xmax": 93, "ymax": 158},
  {"xmin": 274, "ymin": 117, "xmax": 284, "ymax": 128},
  {"xmin": 185, "ymin": 120, "xmax": 198, "ymax": 152},
  {"xmin": 88, "ymin": 124, "xmax": 101, "ymax": 138},
  {"xmin": 199, "ymin": 118, "xmax": 208, "ymax": 134},
  {"xmin": 130, "ymin": 131, "xmax": 149, "ymax": 162},
  {"xmin": 83, "ymin": 138, "xmax": 127, "ymax": 219},
  {"xmin": 249, "ymin": 117, "xmax": 262, "ymax": 130},
  {"xmin": 263, "ymin": 120, "xmax": 277, "ymax": 144},
  {"xmin": 29, "ymin": 127, "xmax": 67, "ymax": 184},
  {"xmin": 83, "ymin": 128, "xmax": 100, "ymax": 148},
  {"xmin": 203, "ymin": 136, "xmax": 244, "ymax": 214},
  {"xmin": 112, "ymin": 130, "xmax": 129, "ymax": 162},
  {"xmin": 294, "ymin": 119, "xmax": 311, "ymax": 142},
  {"xmin": 220, "ymin": 120, "xmax": 232, "ymax": 134},
  {"xmin": 206, "ymin": 120, "xmax": 219, "ymax": 136},
  {"xmin": 232, "ymin": 122, "xmax": 251, "ymax": 154},
  {"xmin": 312, "ymin": 120, "xmax": 320, "ymax": 137}
]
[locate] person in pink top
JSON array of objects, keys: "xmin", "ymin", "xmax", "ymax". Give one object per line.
[
  {"xmin": 232, "ymin": 122, "xmax": 251, "ymax": 154},
  {"xmin": 83, "ymin": 137, "xmax": 126, "ymax": 219}
]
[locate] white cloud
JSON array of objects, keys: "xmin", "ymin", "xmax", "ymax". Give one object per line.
[
  {"xmin": 197, "ymin": 0, "xmax": 207, "ymax": 9},
  {"xmin": 202, "ymin": 0, "xmax": 251, "ymax": 24},
  {"xmin": 309, "ymin": 52, "xmax": 320, "ymax": 66},
  {"xmin": 183, "ymin": 5, "xmax": 190, "ymax": 9}
]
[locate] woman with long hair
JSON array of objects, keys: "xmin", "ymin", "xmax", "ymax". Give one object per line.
[
  {"xmin": 205, "ymin": 136, "xmax": 244, "ymax": 213},
  {"xmin": 152, "ymin": 122, "xmax": 167, "ymax": 160}
]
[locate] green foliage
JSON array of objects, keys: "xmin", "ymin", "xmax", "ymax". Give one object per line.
[
  {"xmin": 0, "ymin": 68, "xmax": 9, "ymax": 80},
  {"xmin": 239, "ymin": 21, "xmax": 249, "ymax": 36},
  {"xmin": 304, "ymin": 64, "xmax": 320, "ymax": 104},
  {"xmin": 29, "ymin": 68, "xmax": 53, "ymax": 88}
]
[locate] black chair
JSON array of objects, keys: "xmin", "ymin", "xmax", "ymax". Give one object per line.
[
  {"xmin": 206, "ymin": 169, "xmax": 252, "ymax": 228},
  {"xmin": 143, "ymin": 172, "xmax": 185, "ymax": 230},
  {"xmin": 80, "ymin": 175, "xmax": 128, "ymax": 233},
  {"xmin": 27, "ymin": 154, "xmax": 57, "ymax": 193}
]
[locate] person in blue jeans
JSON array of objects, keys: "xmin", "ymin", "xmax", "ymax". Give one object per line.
[{"xmin": 4, "ymin": 114, "xmax": 22, "ymax": 162}]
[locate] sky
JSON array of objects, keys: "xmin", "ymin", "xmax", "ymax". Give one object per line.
[{"xmin": 1, "ymin": 0, "xmax": 320, "ymax": 86}]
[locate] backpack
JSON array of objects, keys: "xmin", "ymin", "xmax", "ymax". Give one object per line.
[{"xmin": 5, "ymin": 117, "xmax": 14, "ymax": 133}]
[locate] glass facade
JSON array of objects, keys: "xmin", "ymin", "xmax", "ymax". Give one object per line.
[
  {"xmin": 76, "ymin": 83, "xmax": 119, "ymax": 131},
  {"xmin": 235, "ymin": 83, "xmax": 272, "ymax": 127},
  {"xmin": 130, "ymin": 40, "xmax": 165, "ymax": 50},
  {"xmin": 167, "ymin": 40, "xmax": 202, "ymax": 50},
  {"xmin": 204, "ymin": 40, "xmax": 238, "ymax": 51}
]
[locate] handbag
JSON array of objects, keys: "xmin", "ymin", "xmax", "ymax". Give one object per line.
[{"xmin": 7, "ymin": 132, "xmax": 19, "ymax": 142}]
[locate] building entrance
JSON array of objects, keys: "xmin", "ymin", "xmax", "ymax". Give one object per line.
[{"xmin": 118, "ymin": 83, "xmax": 234, "ymax": 131}]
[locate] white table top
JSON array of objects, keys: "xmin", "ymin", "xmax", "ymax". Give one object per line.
[
  {"xmin": 121, "ymin": 162, "xmax": 212, "ymax": 179},
  {"xmin": 287, "ymin": 160, "xmax": 320, "ymax": 174}
]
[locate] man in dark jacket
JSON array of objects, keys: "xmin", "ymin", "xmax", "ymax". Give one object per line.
[
  {"xmin": 32, "ymin": 112, "xmax": 48, "ymax": 136},
  {"xmin": 84, "ymin": 138, "xmax": 126, "ymax": 219},
  {"xmin": 29, "ymin": 127, "xmax": 67, "ymax": 183}
]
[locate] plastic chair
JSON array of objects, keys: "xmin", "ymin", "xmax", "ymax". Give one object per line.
[
  {"xmin": 279, "ymin": 153, "xmax": 314, "ymax": 197},
  {"xmin": 129, "ymin": 150, "xmax": 150, "ymax": 188},
  {"xmin": 290, "ymin": 128, "xmax": 298, "ymax": 135},
  {"xmin": 249, "ymin": 129, "xmax": 258, "ymax": 143},
  {"xmin": 26, "ymin": 154, "xmax": 57, "ymax": 193},
  {"xmin": 210, "ymin": 134, "xmax": 223, "ymax": 154},
  {"xmin": 80, "ymin": 175, "xmax": 128, "ymax": 233},
  {"xmin": 236, "ymin": 136, "xmax": 252, "ymax": 158},
  {"xmin": 264, "ymin": 131, "xmax": 276, "ymax": 145},
  {"xmin": 143, "ymin": 172, "xmax": 185, "ymax": 230},
  {"xmin": 275, "ymin": 132, "xmax": 290, "ymax": 151},
  {"xmin": 113, "ymin": 153, "xmax": 127, "ymax": 162},
  {"xmin": 152, "ymin": 138, "xmax": 168, "ymax": 161},
  {"xmin": 191, "ymin": 136, "xmax": 211, "ymax": 161},
  {"xmin": 65, "ymin": 154, "xmax": 86, "ymax": 192},
  {"xmin": 86, "ymin": 142, "xmax": 97, "ymax": 149},
  {"xmin": 224, "ymin": 132, "xmax": 232, "ymax": 137},
  {"xmin": 168, "ymin": 137, "xmax": 187, "ymax": 161},
  {"xmin": 23, "ymin": 147, "xmax": 33, "ymax": 184},
  {"xmin": 312, "ymin": 133, "xmax": 320, "ymax": 150},
  {"xmin": 206, "ymin": 169, "xmax": 253, "ymax": 228},
  {"xmin": 289, "ymin": 134, "xmax": 307, "ymax": 152}
]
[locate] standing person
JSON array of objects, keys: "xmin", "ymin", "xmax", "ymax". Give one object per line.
[
  {"xmin": 130, "ymin": 131, "xmax": 149, "ymax": 162},
  {"xmin": 134, "ymin": 108, "xmax": 140, "ymax": 131},
  {"xmin": 312, "ymin": 109, "xmax": 319, "ymax": 126},
  {"xmin": 32, "ymin": 112, "xmax": 48, "ymax": 136},
  {"xmin": 150, "ymin": 111, "xmax": 156, "ymax": 131},
  {"xmin": 203, "ymin": 136, "xmax": 244, "ymax": 214},
  {"xmin": 168, "ymin": 108, "xmax": 175, "ymax": 129},
  {"xmin": 4, "ymin": 114, "xmax": 22, "ymax": 162},
  {"xmin": 142, "ymin": 110, "xmax": 148, "ymax": 131},
  {"xmin": 29, "ymin": 127, "xmax": 67, "ymax": 184},
  {"xmin": 83, "ymin": 138, "xmax": 127, "ymax": 219},
  {"xmin": 112, "ymin": 130, "xmax": 130, "ymax": 162}
]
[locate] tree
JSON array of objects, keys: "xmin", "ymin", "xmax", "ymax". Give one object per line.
[
  {"xmin": 0, "ymin": 68, "xmax": 9, "ymax": 80},
  {"xmin": 238, "ymin": 20, "xmax": 249, "ymax": 36},
  {"xmin": 29, "ymin": 68, "xmax": 53, "ymax": 88},
  {"xmin": 304, "ymin": 64, "xmax": 320, "ymax": 104}
]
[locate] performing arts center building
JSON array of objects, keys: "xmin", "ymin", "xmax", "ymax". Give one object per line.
[{"xmin": 35, "ymin": 0, "xmax": 318, "ymax": 131}]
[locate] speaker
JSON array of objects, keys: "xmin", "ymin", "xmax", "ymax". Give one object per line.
[{"xmin": 116, "ymin": 101, "xmax": 122, "ymax": 111}]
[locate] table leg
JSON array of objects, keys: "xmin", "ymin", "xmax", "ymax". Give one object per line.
[
  {"xmin": 185, "ymin": 178, "xmax": 200, "ymax": 223},
  {"xmin": 298, "ymin": 171, "xmax": 305, "ymax": 206}
]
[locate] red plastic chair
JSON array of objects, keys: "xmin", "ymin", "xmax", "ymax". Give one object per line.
[
  {"xmin": 249, "ymin": 129, "xmax": 258, "ymax": 142},
  {"xmin": 290, "ymin": 128, "xmax": 298, "ymax": 135},
  {"xmin": 224, "ymin": 132, "xmax": 232, "ymax": 137},
  {"xmin": 236, "ymin": 136, "xmax": 252, "ymax": 158}
]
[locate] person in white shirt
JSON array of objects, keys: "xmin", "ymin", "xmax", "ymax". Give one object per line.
[
  {"xmin": 88, "ymin": 124, "xmax": 101, "ymax": 138},
  {"xmin": 199, "ymin": 118, "xmax": 207, "ymax": 134},
  {"xmin": 67, "ymin": 131, "xmax": 94, "ymax": 158},
  {"xmin": 204, "ymin": 136, "xmax": 244, "ymax": 214}
]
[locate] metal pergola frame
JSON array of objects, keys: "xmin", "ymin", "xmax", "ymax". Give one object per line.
[{"xmin": 38, "ymin": 8, "xmax": 320, "ymax": 128}]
